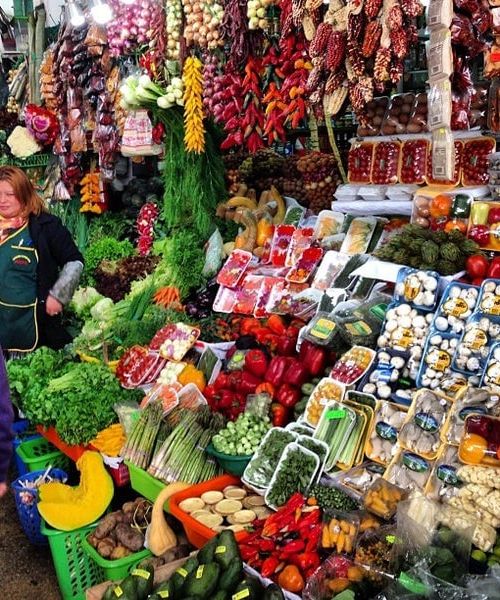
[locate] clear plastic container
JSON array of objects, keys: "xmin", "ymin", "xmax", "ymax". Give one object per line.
[
  {"xmin": 253, "ymin": 276, "xmax": 283, "ymax": 318},
  {"xmin": 398, "ymin": 389, "xmax": 449, "ymax": 460},
  {"xmin": 334, "ymin": 461, "xmax": 385, "ymax": 496},
  {"xmin": 399, "ymin": 139, "xmax": 429, "ymax": 185},
  {"xmin": 285, "ymin": 247, "xmax": 324, "ymax": 284},
  {"xmin": 233, "ymin": 275, "xmax": 264, "ymax": 315},
  {"xmin": 363, "ymin": 478, "xmax": 408, "ymax": 520},
  {"xmin": 364, "ymin": 400, "xmax": 408, "ymax": 466},
  {"xmin": 458, "ymin": 413, "xmax": 500, "ymax": 467},
  {"xmin": 158, "ymin": 323, "xmax": 201, "ymax": 362},
  {"xmin": 462, "ymin": 137, "xmax": 496, "ymax": 186},
  {"xmin": 265, "ymin": 442, "xmax": 319, "ymax": 509},
  {"xmin": 478, "ymin": 279, "xmax": 500, "ymax": 316},
  {"xmin": 270, "ymin": 224, "xmax": 296, "ymax": 267},
  {"xmin": 330, "ymin": 346, "xmax": 375, "ymax": 386},
  {"xmin": 424, "ymin": 444, "xmax": 461, "ymax": 501},
  {"xmin": 320, "ymin": 509, "xmax": 360, "ymax": 554},
  {"xmin": 314, "ymin": 210, "xmax": 345, "ymax": 240},
  {"xmin": 426, "ymin": 139, "xmax": 463, "ymax": 186},
  {"xmin": 216, "ymin": 249, "xmax": 253, "ymax": 288},
  {"xmin": 340, "ymin": 217, "xmax": 378, "ymax": 254},
  {"xmin": 313, "ymin": 400, "xmax": 356, "ymax": 470},
  {"xmin": 358, "ymin": 348, "xmax": 414, "ymax": 405},
  {"xmin": 285, "ymin": 227, "xmax": 315, "ymax": 267},
  {"xmin": 348, "ymin": 141, "xmax": 375, "ymax": 184},
  {"xmin": 481, "ymin": 341, "xmax": 500, "ymax": 388},
  {"xmin": 384, "ymin": 448, "xmax": 435, "ymax": 494},
  {"xmin": 417, "ymin": 330, "xmax": 459, "ymax": 388},
  {"xmin": 311, "ymin": 251, "xmax": 351, "ymax": 290},
  {"xmin": 242, "ymin": 427, "xmax": 297, "ymax": 490},
  {"xmin": 212, "ymin": 285, "xmax": 238, "ymax": 313},
  {"xmin": 297, "ymin": 435, "xmax": 329, "ymax": 481},
  {"xmin": 371, "ymin": 142, "xmax": 401, "ymax": 185},
  {"xmin": 357, "ymin": 96, "xmax": 390, "ymax": 137},
  {"xmin": 304, "ymin": 379, "xmax": 346, "ymax": 427}
]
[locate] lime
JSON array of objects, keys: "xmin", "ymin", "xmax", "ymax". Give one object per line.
[{"xmin": 471, "ymin": 549, "xmax": 487, "ymax": 562}]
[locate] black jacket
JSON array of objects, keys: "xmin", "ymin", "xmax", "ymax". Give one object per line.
[{"xmin": 28, "ymin": 212, "xmax": 84, "ymax": 349}]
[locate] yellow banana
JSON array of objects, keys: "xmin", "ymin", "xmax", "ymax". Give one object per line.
[{"xmin": 226, "ymin": 196, "xmax": 258, "ymax": 210}]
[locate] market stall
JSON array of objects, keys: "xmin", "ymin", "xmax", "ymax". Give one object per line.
[{"xmin": 3, "ymin": 0, "xmax": 500, "ymax": 598}]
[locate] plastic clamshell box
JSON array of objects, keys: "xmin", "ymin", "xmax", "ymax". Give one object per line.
[
  {"xmin": 384, "ymin": 447, "xmax": 435, "ymax": 495},
  {"xmin": 335, "ymin": 405, "xmax": 368, "ymax": 471},
  {"xmin": 378, "ymin": 301, "xmax": 432, "ymax": 354},
  {"xmin": 357, "ymin": 348, "xmax": 414, "ymax": 406},
  {"xmin": 480, "ymin": 341, "xmax": 500, "ymax": 388},
  {"xmin": 330, "ymin": 345, "xmax": 376, "ymax": 387},
  {"xmin": 340, "ymin": 217, "xmax": 378, "ymax": 255},
  {"xmin": 216, "ymin": 249, "xmax": 253, "ymax": 288},
  {"xmin": 424, "ymin": 443, "xmax": 461, "ymax": 502},
  {"xmin": 439, "ymin": 385, "xmax": 492, "ymax": 447},
  {"xmin": 311, "ymin": 250, "xmax": 351, "ymax": 290},
  {"xmin": 265, "ymin": 442, "xmax": 320, "ymax": 510},
  {"xmin": 168, "ymin": 474, "xmax": 250, "ymax": 548},
  {"xmin": 242, "ymin": 427, "xmax": 298, "ymax": 492},
  {"xmin": 314, "ymin": 210, "xmax": 345, "ymax": 240},
  {"xmin": 458, "ymin": 413, "xmax": 500, "ymax": 467},
  {"xmin": 333, "ymin": 461, "xmax": 385, "ymax": 498}
]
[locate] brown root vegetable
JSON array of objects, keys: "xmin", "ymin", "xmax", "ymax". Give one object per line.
[
  {"xmin": 115, "ymin": 523, "xmax": 145, "ymax": 552},
  {"xmin": 94, "ymin": 513, "xmax": 121, "ymax": 539},
  {"xmin": 97, "ymin": 538, "xmax": 116, "ymax": 558},
  {"xmin": 110, "ymin": 545, "xmax": 132, "ymax": 560},
  {"xmin": 122, "ymin": 501, "xmax": 137, "ymax": 515},
  {"xmin": 87, "ymin": 533, "xmax": 100, "ymax": 548},
  {"xmin": 133, "ymin": 498, "xmax": 151, "ymax": 523}
]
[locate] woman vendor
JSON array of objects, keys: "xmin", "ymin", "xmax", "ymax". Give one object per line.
[{"xmin": 0, "ymin": 166, "xmax": 83, "ymax": 352}]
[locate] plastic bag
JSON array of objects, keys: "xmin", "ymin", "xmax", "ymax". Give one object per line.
[
  {"xmin": 121, "ymin": 109, "xmax": 162, "ymax": 157},
  {"xmin": 431, "ymin": 128, "xmax": 454, "ymax": 181},
  {"xmin": 427, "ymin": 29, "xmax": 453, "ymax": 81},
  {"xmin": 114, "ymin": 399, "xmax": 141, "ymax": 436},
  {"xmin": 202, "ymin": 228, "xmax": 224, "ymax": 277}
]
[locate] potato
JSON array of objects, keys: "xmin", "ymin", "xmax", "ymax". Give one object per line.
[
  {"xmin": 97, "ymin": 538, "xmax": 116, "ymax": 558},
  {"xmin": 87, "ymin": 533, "xmax": 100, "ymax": 549},
  {"xmin": 115, "ymin": 523, "xmax": 145, "ymax": 552},
  {"xmin": 95, "ymin": 513, "xmax": 121, "ymax": 539},
  {"xmin": 110, "ymin": 545, "xmax": 132, "ymax": 560}
]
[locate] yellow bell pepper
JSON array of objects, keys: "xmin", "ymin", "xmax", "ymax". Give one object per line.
[
  {"xmin": 178, "ymin": 364, "xmax": 206, "ymax": 392},
  {"xmin": 489, "ymin": 222, "xmax": 500, "ymax": 250}
]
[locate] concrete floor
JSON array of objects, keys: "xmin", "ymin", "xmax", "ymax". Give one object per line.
[{"xmin": 0, "ymin": 478, "xmax": 61, "ymax": 599}]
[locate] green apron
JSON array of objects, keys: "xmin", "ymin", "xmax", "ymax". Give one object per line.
[{"xmin": 0, "ymin": 224, "xmax": 38, "ymax": 352}]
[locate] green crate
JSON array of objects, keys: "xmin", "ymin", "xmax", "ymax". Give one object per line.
[
  {"xmin": 81, "ymin": 534, "xmax": 151, "ymax": 581},
  {"xmin": 41, "ymin": 521, "xmax": 104, "ymax": 600},
  {"xmin": 16, "ymin": 437, "xmax": 72, "ymax": 473},
  {"xmin": 13, "ymin": 0, "xmax": 33, "ymax": 18},
  {"xmin": 126, "ymin": 461, "xmax": 166, "ymax": 503}
]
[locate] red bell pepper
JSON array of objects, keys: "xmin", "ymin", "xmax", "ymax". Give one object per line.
[
  {"xmin": 265, "ymin": 356, "xmax": 289, "ymax": 387},
  {"xmin": 261, "ymin": 556, "xmax": 281, "ymax": 578},
  {"xmin": 240, "ymin": 317, "xmax": 260, "ymax": 335},
  {"xmin": 228, "ymin": 370, "xmax": 243, "ymax": 390},
  {"xmin": 290, "ymin": 552, "xmax": 321, "ymax": 572},
  {"xmin": 276, "ymin": 334, "xmax": 297, "ymax": 356},
  {"xmin": 299, "ymin": 340, "xmax": 327, "ymax": 376},
  {"xmin": 488, "ymin": 257, "xmax": 500, "ymax": 278},
  {"xmin": 281, "ymin": 539, "xmax": 305, "ymax": 555},
  {"xmin": 202, "ymin": 384, "xmax": 218, "ymax": 408},
  {"xmin": 267, "ymin": 314, "xmax": 286, "ymax": 335},
  {"xmin": 244, "ymin": 349, "xmax": 269, "ymax": 377},
  {"xmin": 284, "ymin": 358, "xmax": 309, "ymax": 387},
  {"xmin": 239, "ymin": 371, "xmax": 261, "ymax": 394},
  {"xmin": 218, "ymin": 389, "xmax": 236, "ymax": 409},
  {"xmin": 271, "ymin": 402, "xmax": 289, "ymax": 426},
  {"xmin": 276, "ymin": 383, "xmax": 301, "ymax": 408},
  {"xmin": 488, "ymin": 207, "xmax": 500, "ymax": 224},
  {"xmin": 213, "ymin": 372, "xmax": 230, "ymax": 391}
]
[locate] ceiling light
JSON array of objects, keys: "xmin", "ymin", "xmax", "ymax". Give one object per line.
[
  {"xmin": 90, "ymin": 0, "xmax": 113, "ymax": 24},
  {"xmin": 68, "ymin": 0, "xmax": 85, "ymax": 27}
]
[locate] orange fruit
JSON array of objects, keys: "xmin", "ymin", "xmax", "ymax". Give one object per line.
[
  {"xmin": 444, "ymin": 219, "xmax": 467, "ymax": 233},
  {"xmin": 429, "ymin": 195, "xmax": 452, "ymax": 218},
  {"xmin": 459, "ymin": 433, "xmax": 488, "ymax": 464}
]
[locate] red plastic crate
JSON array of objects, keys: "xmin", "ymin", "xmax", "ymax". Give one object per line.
[
  {"xmin": 36, "ymin": 425, "xmax": 88, "ymax": 462},
  {"xmin": 169, "ymin": 474, "xmax": 250, "ymax": 548}
]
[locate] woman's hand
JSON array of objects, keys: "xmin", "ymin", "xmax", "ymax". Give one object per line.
[
  {"xmin": 0, "ymin": 482, "xmax": 8, "ymax": 498},
  {"xmin": 46, "ymin": 294, "xmax": 63, "ymax": 317}
]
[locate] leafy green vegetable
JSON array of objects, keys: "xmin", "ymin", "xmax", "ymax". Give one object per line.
[
  {"xmin": 308, "ymin": 483, "xmax": 359, "ymax": 511},
  {"xmin": 83, "ymin": 237, "xmax": 134, "ymax": 286},
  {"xmin": 87, "ymin": 212, "xmax": 133, "ymax": 246},
  {"xmin": 70, "ymin": 287, "xmax": 104, "ymax": 320}
]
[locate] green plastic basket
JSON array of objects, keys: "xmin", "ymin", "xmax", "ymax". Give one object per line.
[
  {"xmin": 81, "ymin": 534, "xmax": 151, "ymax": 581},
  {"xmin": 126, "ymin": 461, "xmax": 166, "ymax": 503},
  {"xmin": 41, "ymin": 521, "xmax": 104, "ymax": 600},
  {"xmin": 16, "ymin": 437, "xmax": 72, "ymax": 473},
  {"xmin": 206, "ymin": 443, "xmax": 252, "ymax": 477}
]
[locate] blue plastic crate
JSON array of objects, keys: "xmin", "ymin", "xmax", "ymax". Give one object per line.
[
  {"xmin": 12, "ymin": 468, "xmax": 68, "ymax": 545},
  {"xmin": 12, "ymin": 420, "xmax": 41, "ymax": 477}
]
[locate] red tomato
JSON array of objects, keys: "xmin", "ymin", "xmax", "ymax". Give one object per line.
[{"xmin": 466, "ymin": 254, "xmax": 489, "ymax": 279}]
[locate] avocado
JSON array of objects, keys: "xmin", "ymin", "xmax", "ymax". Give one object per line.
[
  {"xmin": 218, "ymin": 558, "xmax": 243, "ymax": 592},
  {"xmin": 213, "ymin": 530, "xmax": 240, "ymax": 570},
  {"xmin": 197, "ymin": 535, "xmax": 219, "ymax": 563},
  {"xmin": 263, "ymin": 583, "xmax": 285, "ymax": 600},
  {"xmin": 112, "ymin": 576, "xmax": 137, "ymax": 600},
  {"xmin": 102, "ymin": 584, "xmax": 118, "ymax": 600},
  {"xmin": 182, "ymin": 563, "xmax": 220, "ymax": 599},
  {"xmin": 130, "ymin": 564, "xmax": 154, "ymax": 599},
  {"xmin": 171, "ymin": 557, "xmax": 199, "ymax": 593},
  {"xmin": 231, "ymin": 575, "xmax": 264, "ymax": 600},
  {"xmin": 149, "ymin": 578, "xmax": 175, "ymax": 599}
]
